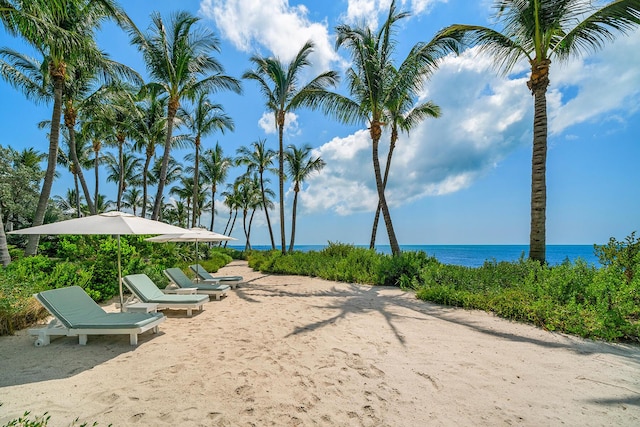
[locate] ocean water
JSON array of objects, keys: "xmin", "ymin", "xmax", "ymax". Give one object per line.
[{"xmin": 231, "ymin": 244, "xmax": 600, "ymax": 268}]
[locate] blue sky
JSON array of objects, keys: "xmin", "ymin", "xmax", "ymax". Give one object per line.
[{"xmin": 0, "ymin": 0, "xmax": 639, "ymax": 246}]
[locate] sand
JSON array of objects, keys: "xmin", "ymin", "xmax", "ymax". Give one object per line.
[{"xmin": 0, "ymin": 260, "xmax": 638, "ymax": 426}]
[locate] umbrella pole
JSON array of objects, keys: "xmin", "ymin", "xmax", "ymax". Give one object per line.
[{"xmin": 118, "ymin": 235, "xmax": 124, "ymax": 312}]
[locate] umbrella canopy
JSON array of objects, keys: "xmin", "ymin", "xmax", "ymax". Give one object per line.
[
  {"xmin": 146, "ymin": 227, "xmax": 235, "ymax": 269},
  {"xmin": 146, "ymin": 227, "xmax": 235, "ymax": 243},
  {"xmin": 9, "ymin": 211, "xmax": 189, "ymax": 309}
]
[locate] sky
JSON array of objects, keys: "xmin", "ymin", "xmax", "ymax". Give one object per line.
[{"xmin": 0, "ymin": 0, "xmax": 639, "ymax": 247}]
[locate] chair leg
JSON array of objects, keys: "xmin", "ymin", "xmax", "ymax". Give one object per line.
[
  {"xmin": 130, "ymin": 333, "xmax": 138, "ymax": 345},
  {"xmin": 79, "ymin": 335, "xmax": 88, "ymax": 345}
]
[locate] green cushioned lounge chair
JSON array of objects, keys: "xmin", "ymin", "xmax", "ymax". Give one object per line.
[
  {"xmin": 123, "ymin": 274, "xmax": 209, "ymax": 317},
  {"xmin": 189, "ymin": 264, "xmax": 243, "ymax": 289},
  {"xmin": 29, "ymin": 286, "xmax": 165, "ymax": 346},
  {"xmin": 164, "ymin": 268, "xmax": 230, "ymax": 301}
]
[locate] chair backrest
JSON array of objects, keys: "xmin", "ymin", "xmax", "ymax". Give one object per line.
[
  {"xmin": 123, "ymin": 274, "xmax": 165, "ymax": 302},
  {"xmin": 189, "ymin": 264, "xmax": 213, "ymax": 280},
  {"xmin": 164, "ymin": 268, "xmax": 196, "ymax": 289},
  {"xmin": 35, "ymin": 286, "xmax": 106, "ymax": 328}
]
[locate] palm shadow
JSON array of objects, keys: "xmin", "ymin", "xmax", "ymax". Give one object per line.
[{"xmin": 235, "ymin": 276, "xmax": 640, "ymax": 365}]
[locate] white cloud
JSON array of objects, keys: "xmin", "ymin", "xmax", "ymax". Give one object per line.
[
  {"xmin": 298, "ymin": 26, "xmax": 640, "ymax": 217},
  {"xmin": 257, "ymin": 111, "xmax": 300, "ymax": 135},
  {"xmin": 303, "ymin": 47, "xmax": 532, "ymax": 215},
  {"xmin": 199, "ymin": 0, "xmax": 339, "ymax": 73},
  {"xmin": 549, "ymin": 29, "xmax": 640, "ymax": 134},
  {"xmin": 344, "ymin": 0, "xmax": 446, "ymax": 28}
]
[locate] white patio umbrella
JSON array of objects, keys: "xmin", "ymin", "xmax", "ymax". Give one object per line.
[
  {"xmin": 8, "ymin": 211, "xmax": 189, "ymax": 310},
  {"xmin": 145, "ymin": 227, "xmax": 235, "ymax": 266}
]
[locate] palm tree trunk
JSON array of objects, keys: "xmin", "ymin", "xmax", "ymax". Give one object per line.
[
  {"xmin": 210, "ymin": 185, "xmax": 216, "ymax": 231},
  {"xmin": 529, "ymin": 87, "xmax": 548, "ymax": 264},
  {"xmin": 153, "ymin": 99, "xmax": 178, "ymax": 220},
  {"xmin": 278, "ymin": 111, "xmax": 286, "ymax": 254},
  {"xmin": 371, "ymin": 121, "xmax": 400, "ymax": 255},
  {"xmin": 73, "ymin": 173, "xmax": 80, "ymax": 217},
  {"xmin": 192, "ymin": 135, "xmax": 200, "ymax": 227},
  {"xmin": 528, "ymin": 59, "xmax": 550, "ymax": 264},
  {"xmin": 224, "ymin": 209, "xmax": 238, "ymax": 248},
  {"xmin": 242, "ymin": 208, "xmax": 250, "ymax": 251},
  {"xmin": 247, "ymin": 208, "xmax": 256, "ymax": 251},
  {"xmin": 26, "ymin": 69, "xmax": 64, "ymax": 256},
  {"xmin": 288, "ymin": 188, "xmax": 299, "ymax": 253},
  {"xmin": 116, "ymin": 136, "xmax": 125, "ymax": 211},
  {"xmin": 66, "ymin": 116, "xmax": 95, "ymax": 214},
  {"xmin": 370, "ymin": 134, "xmax": 396, "ymax": 249},
  {"xmin": 94, "ymin": 148, "xmax": 100, "ymax": 212},
  {"xmin": 0, "ymin": 204, "xmax": 11, "ymax": 267},
  {"xmin": 260, "ymin": 173, "xmax": 276, "ymax": 249},
  {"xmin": 142, "ymin": 154, "xmax": 152, "ymax": 218}
]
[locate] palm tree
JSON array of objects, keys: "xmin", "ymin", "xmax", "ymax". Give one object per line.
[
  {"xmin": 92, "ymin": 193, "xmax": 114, "ymax": 214},
  {"xmin": 370, "ymin": 79, "xmax": 441, "ymax": 248},
  {"xmin": 169, "ymin": 175, "xmax": 196, "ymax": 227},
  {"xmin": 181, "ymin": 92, "xmax": 234, "ymax": 228},
  {"xmin": 122, "ymin": 187, "xmax": 143, "ymax": 216},
  {"xmin": 53, "ymin": 188, "xmax": 81, "ymax": 216},
  {"xmin": 80, "ymin": 105, "xmax": 110, "ymax": 209},
  {"xmin": 284, "ymin": 144, "xmax": 325, "ymax": 252},
  {"xmin": 330, "ymin": 0, "xmax": 457, "ymax": 255},
  {"xmin": 234, "ymin": 173, "xmax": 263, "ymax": 251},
  {"xmin": 105, "ymin": 151, "xmax": 142, "ymax": 207},
  {"xmin": 200, "ymin": 143, "xmax": 233, "ymax": 231},
  {"xmin": 236, "ymin": 138, "xmax": 278, "ymax": 249},
  {"xmin": 131, "ymin": 11, "xmax": 242, "ymax": 220},
  {"xmin": 434, "ymin": 0, "xmax": 640, "ymax": 263},
  {"xmin": 220, "ymin": 183, "xmax": 241, "ymax": 244},
  {"xmin": 129, "ymin": 84, "xmax": 167, "ymax": 218},
  {"xmin": 0, "ymin": 0, "xmax": 136, "ymax": 255},
  {"xmin": 243, "ymin": 40, "xmax": 339, "ymax": 254}
]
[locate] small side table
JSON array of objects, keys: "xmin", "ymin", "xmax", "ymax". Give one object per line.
[{"xmin": 122, "ymin": 302, "xmax": 159, "ymax": 313}]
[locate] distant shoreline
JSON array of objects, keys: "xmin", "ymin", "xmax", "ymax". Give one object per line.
[{"xmin": 228, "ymin": 244, "xmax": 600, "ymax": 267}]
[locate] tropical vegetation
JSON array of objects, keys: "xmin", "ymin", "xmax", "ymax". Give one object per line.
[{"xmin": 0, "ymin": 0, "xmax": 638, "ymax": 346}]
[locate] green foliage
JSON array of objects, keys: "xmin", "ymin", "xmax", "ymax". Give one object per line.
[
  {"xmin": 246, "ymin": 241, "xmax": 640, "ymax": 342},
  {"xmin": 377, "ymin": 251, "xmax": 439, "ymax": 288},
  {"xmin": 594, "ymin": 231, "xmax": 640, "ymax": 284},
  {"xmin": 1, "ymin": 410, "xmax": 107, "ymax": 426}
]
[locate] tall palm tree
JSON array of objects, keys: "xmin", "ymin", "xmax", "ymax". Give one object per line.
[
  {"xmin": 169, "ymin": 175, "xmax": 196, "ymax": 228},
  {"xmin": 122, "ymin": 187, "xmax": 143, "ymax": 216},
  {"xmin": 131, "ymin": 11, "xmax": 242, "ymax": 220},
  {"xmin": 200, "ymin": 143, "xmax": 233, "ymax": 231},
  {"xmin": 80, "ymin": 104, "xmax": 110, "ymax": 208},
  {"xmin": 234, "ymin": 173, "xmax": 263, "ymax": 251},
  {"xmin": 220, "ymin": 182, "xmax": 241, "ymax": 244},
  {"xmin": 181, "ymin": 92, "xmax": 234, "ymax": 228},
  {"xmin": 0, "ymin": 0, "xmax": 136, "ymax": 255},
  {"xmin": 284, "ymin": 144, "xmax": 325, "ymax": 252},
  {"xmin": 330, "ymin": 0, "xmax": 457, "ymax": 255},
  {"xmin": 243, "ymin": 40, "xmax": 339, "ymax": 254},
  {"xmin": 105, "ymin": 151, "xmax": 142, "ymax": 207},
  {"xmin": 235, "ymin": 138, "xmax": 278, "ymax": 249},
  {"xmin": 129, "ymin": 84, "xmax": 168, "ymax": 218},
  {"xmin": 370, "ymin": 83, "xmax": 441, "ymax": 248},
  {"xmin": 434, "ymin": 0, "xmax": 640, "ymax": 263}
]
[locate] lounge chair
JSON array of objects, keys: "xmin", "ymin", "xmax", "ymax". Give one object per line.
[
  {"xmin": 123, "ymin": 274, "xmax": 209, "ymax": 317},
  {"xmin": 189, "ymin": 264, "xmax": 243, "ymax": 289},
  {"xmin": 29, "ymin": 286, "xmax": 165, "ymax": 346},
  {"xmin": 163, "ymin": 267, "xmax": 230, "ymax": 301}
]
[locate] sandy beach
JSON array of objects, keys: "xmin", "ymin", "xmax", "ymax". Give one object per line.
[{"xmin": 0, "ymin": 260, "xmax": 638, "ymax": 426}]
